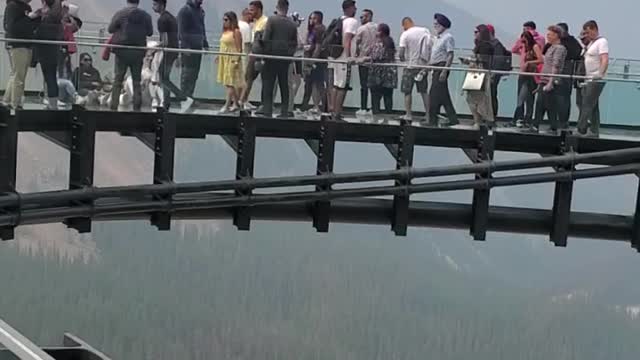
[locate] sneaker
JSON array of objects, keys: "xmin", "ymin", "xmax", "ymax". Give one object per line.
[
  {"xmin": 180, "ymin": 97, "xmax": 195, "ymax": 113},
  {"xmin": 356, "ymin": 109, "xmax": 367, "ymax": 116},
  {"xmin": 397, "ymin": 114, "xmax": 413, "ymax": 121},
  {"xmin": 243, "ymin": 102, "xmax": 257, "ymax": 111},
  {"xmin": 218, "ymin": 105, "xmax": 230, "ymax": 114}
]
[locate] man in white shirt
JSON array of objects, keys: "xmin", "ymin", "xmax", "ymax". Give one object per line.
[
  {"xmin": 238, "ymin": 8, "xmax": 253, "ymax": 54},
  {"xmin": 577, "ymin": 20, "xmax": 609, "ymax": 137},
  {"xmin": 329, "ymin": 0, "xmax": 359, "ymax": 119},
  {"xmin": 354, "ymin": 9, "xmax": 377, "ymax": 115},
  {"xmin": 398, "ymin": 17, "xmax": 432, "ymax": 121}
]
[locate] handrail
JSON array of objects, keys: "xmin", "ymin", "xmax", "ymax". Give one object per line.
[{"xmin": 0, "ymin": 37, "xmax": 636, "ymax": 83}]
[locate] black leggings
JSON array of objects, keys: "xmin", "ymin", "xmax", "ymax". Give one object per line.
[
  {"xmin": 371, "ymin": 87, "xmax": 393, "ymax": 114},
  {"xmin": 37, "ymin": 45, "xmax": 59, "ymax": 98}
]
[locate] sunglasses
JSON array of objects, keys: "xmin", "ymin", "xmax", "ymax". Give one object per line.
[
  {"xmin": 81, "ymin": 58, "xmax": 92, "ymax": 62},
  {"xmin": 223, "ymin": 18, "xmax": 230, "ymax": 21}
]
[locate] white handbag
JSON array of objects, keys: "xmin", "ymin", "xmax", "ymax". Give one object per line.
[{"xmin": 462, "ymin": 71, "xmax": 486, "ymax": 91}]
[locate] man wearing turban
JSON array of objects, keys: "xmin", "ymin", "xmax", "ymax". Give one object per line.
[{"xmin": 429, "ymin": 13, "xmax": 458, "ymax": 126}]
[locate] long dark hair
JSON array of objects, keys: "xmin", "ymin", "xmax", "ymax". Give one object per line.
[
  {"xmin": 521, "ymin": 30, "xmax": 536, "ymax": 52},
  {"xmin": 222, "ymin": 11, "xmax": 239, "ymax": 32},
  {"xmin": 474, "ymin": 24, "xmax": 492, "ymax": 45}
]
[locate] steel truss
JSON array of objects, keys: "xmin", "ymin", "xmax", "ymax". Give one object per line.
[{"xmin": 2, "ymin": 106, "xmax": 640, "ymax": 252}]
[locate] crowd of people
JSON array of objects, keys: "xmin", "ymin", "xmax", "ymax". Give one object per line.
[{"xmin": 2, "ymin": 0, "xmax": 610, "ymax": 137}]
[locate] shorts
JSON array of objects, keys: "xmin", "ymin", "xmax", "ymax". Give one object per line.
[
  {"xmin": 309, "ymin": 63, "xmax": 327, "ymax": 84},
  {"xmin": 401, "ymin": 68, "xmax": 429, "ymax": 94},
  {"xmin": 245, "ymin": 57, "xmax": 260, "ymax": 82},
  {"xmin": 330, "ymin": 60, "xmax": 352, "ymax": 90}
]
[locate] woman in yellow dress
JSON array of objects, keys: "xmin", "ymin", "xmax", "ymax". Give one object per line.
[{"xmin": 216, "ymin": 11, "xmax": 245, "ymax": 113}]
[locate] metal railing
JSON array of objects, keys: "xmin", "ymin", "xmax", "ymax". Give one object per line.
[{"xmin": 0, "ymin": 37, "xmax": 634, "ymax": 84}]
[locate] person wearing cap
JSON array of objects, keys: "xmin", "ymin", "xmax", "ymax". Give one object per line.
[
  {"xmin": 354, "ymin": 8, "xmax": 377, "ymax": 116},
  {"xmin": 59, "ymin": 2, "xmax": 82, "ymax": 80},
  {"xmin": 429, "ymin": 13, "xmax": 458, "ymax": 126}
]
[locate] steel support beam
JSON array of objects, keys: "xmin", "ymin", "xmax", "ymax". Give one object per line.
[
  {"xmin": 313, "ymin": 116, "xmax": 336, "ymax": 232},
  {"xmin": 391, "ymin": 123, "xmax": 415, "ymax": 236},
  {"xmin": 0, "ymin": 105, "xmax": 17, "ymax": 240},
  {"xmin": 550, "ymin": 131, "xmax": 577, "ymax": 247},
  {"xmin": 470, "ymin": 126, "xmax": 495, "ymax": 241},
  {"xmin": 150, "ymin": 109, "xmax": 176, "ymax": 231},
  {"xmin": 63, "ymin": 106, "xmax": 96, "ymax": 233},
  {"xmin": 0, "ymin": 318, "xmax": 56, "ymax": 360},
  {"xmin": 233, "ymin": 116, "xmax": 256, "ymax": 230}
]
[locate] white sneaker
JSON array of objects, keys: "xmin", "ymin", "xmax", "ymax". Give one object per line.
[
  {"xmin": 364, "ymin": 110, "xmax": 373, "ymax": 116},
  {"xmin": 356, "ymin": 109, "xmax": 367, "ymax": 116},
  {"xmin": 218, "ymin": 105, "xmax": 230, "ymax": 114},
  {"xmin": 180, "ymin": 97, "xmax": 195, "ymax": 113},
  {"xmin": 243, "ymin": 102, "xmax": 257, "ymax": 111}
]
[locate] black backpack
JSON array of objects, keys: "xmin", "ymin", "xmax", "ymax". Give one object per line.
[
  {"xmin": 491, "ymin": 39, "xmax": 512, "ymax": 71},
  {"xmin": 320, "ymin": 17, "xmax": 344, "ymax": 59}
]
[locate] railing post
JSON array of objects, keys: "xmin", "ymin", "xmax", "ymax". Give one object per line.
[
  {"xmin": 550, "ymin": 131, "xmax": 577, "ymax": 247},
  {"xmin": 233, "ymin": 116, "xmax": 256, "ymax": 231},
  {"xmin": 391, "ymin": 121, "xmax": 415, "ymax": 236},
  {"xmin": 150, "ymin": 108, "xmax": 176, "ymax": 231},
  {"xmin": 632, "ymin": 178, "xmax": 640, "ymax": 252},
  {"xmin": 470, "ymin": 125, "xmax": 495, "ymax": 241},
  {"xmin": 0, "ymin": 105, "xmax": 17, "ymax": 240},
  {"xmin": 63, "ymin": 105, "xmax": 96, "ymax": 233},
  {"xmin": 313, "ymin": 115, "xmax": 336, "ymax": 233}
]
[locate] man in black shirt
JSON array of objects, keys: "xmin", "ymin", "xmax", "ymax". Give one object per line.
[
  {"xmin": 153, "ymin": 0, "xmax": 193, "ymax": 111},
  {"xmin": 261, "ymin": 0, "xmax": 298, "ymax": 117},
  {"xmin": 178, "ymin": 0, "xmax": 208, "ymax": 98},
  {"xmin": 556, "ymin": 22, "xmax": 583, "ymax": 129},
  {"xmin": 108, "ymin": 0, "xmax": 153, "ymax": 111}
]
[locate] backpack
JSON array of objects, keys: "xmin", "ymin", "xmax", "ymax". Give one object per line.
[
  {"xmin": 320, "ymin": 17, "xmax": 344, "ymax": 59},
  {"xmin": 491, "ymin": 39, "xmax": 512, "ymax": 71}
]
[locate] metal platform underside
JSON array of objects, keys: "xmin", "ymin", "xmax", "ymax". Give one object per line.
[{"xmin": 1, "ymin": 105, "xmax": 640, "ymax": 253}]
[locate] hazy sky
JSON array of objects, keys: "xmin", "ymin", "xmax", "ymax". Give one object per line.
[{"xmin": 443, "ymin": 0, "xmax": 636, "ymax": 57}]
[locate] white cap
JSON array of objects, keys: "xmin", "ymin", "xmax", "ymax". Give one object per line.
[{"xmin": 63, "ymin": 2, "xmax": 80, "ymax": 18}]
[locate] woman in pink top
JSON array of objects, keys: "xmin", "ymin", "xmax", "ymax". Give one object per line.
[{"xmin": 512, "ymin": 30, "xmax": 543, "ymax": 126}]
